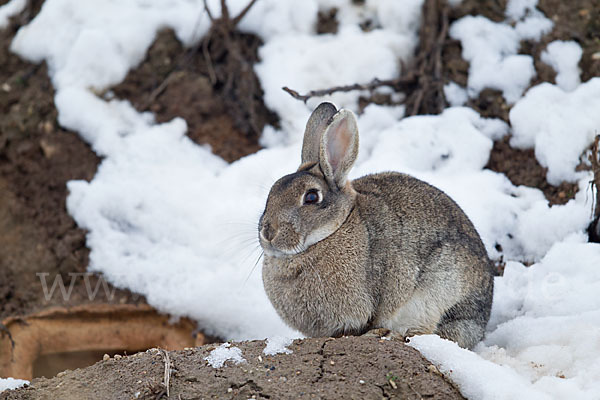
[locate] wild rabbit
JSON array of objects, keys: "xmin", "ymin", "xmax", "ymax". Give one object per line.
[{"xmin": 259, "ymin": 102, "xmax": 494, "ymax": 349}]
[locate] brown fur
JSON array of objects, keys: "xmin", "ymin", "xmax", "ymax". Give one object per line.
[{"xmin": 259, "ymin": 103, "xmax": 494, "ymax": 349}]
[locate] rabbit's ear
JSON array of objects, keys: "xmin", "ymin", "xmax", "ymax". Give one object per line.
[
  {"xmin": 320, "ymin": 109, "xmax": 359, "ymax": 189},
  {"xmin": 301, "ymin": 102, "xmax": 338, "ymax": 165}
]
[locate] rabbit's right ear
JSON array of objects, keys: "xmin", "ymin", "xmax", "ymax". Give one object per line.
[
  {"xmin": 301, "ymin": 102, "xmax": 338, "ymax": 165},
  {"xmin": 319, "ymin": 109, "xmax": 359, "ymax": 189}
]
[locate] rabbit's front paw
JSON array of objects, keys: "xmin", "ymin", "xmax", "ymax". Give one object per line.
[{"xmin": 363, "ymin": 328, "xmax": 406, "ymax": 342}]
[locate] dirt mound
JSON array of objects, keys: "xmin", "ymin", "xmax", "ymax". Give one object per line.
[
  {"xmin": 112, "ymin": 7, "xmax": 279, "ymax": 163},
  {"xmin": 1, "ymin": 336, "xmax": 464, "ymax": 400}
]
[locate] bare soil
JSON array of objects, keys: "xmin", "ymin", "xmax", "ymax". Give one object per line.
[
  {"xmin": 1, "ymin": 336, "xmax": 464, "ymax": 400},
  {"xmin": 0, "ymin": 0, "xmax": 598, "ymax": 395},
  {"xmin": 111, "ymin": 20, "xmax": 279, "ymax": 163}
]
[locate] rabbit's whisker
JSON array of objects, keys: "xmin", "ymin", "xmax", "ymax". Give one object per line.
[{"xmin": 244, "ymin": 249, "xmax": 264, "ymax": 285}]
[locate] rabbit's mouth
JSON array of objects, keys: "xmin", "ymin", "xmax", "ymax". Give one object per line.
[{"xmin": 260, "ymin": 240, "xmax": 307, "ymax": 258}]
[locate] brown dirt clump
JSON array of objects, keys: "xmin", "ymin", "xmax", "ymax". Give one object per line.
[
  {"xmin": 450, "ymin": 0, "xmax": 508, "ymax": 22},
  {"xmin": 485, "ymin": 136, "xmax": 578, "ymax": 205},
  {"xmin": 317, "ymin": 8, "xmax": 339, "ymax": 34},
  {"xmin": 112, "ymin": 4, "xmax": 279, "ymax": 163},
  {"xmin": 1, "ymin": 336, "xmax": 465, "ymax": 400}
]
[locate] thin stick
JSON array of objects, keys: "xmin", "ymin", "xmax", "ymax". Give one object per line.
[
  {"xmin": 143, "ymin": 71, "xmax": 185, "ymax": 110},
  {"xmin": 282, "ymin": 77, "xmax": 415, "ymax": 103},
  {"xmin": 203, "ymin": 0, "xmax": 214, "ymax": 21},
  {"xmin": 434, "ymin": 1, "xmax": 450, "ymax": 112},
  {"xmin": 161, "ymin": 349, "xmax": 172, "ymax": 397},
  {"xmin": 233, "ymin": 0, "xmax": 259, "ymax": 26},
  {"xmin": 590, "ymin": 135, "xmax": 600, "ymax": 218},
  {"xmin": 202, "ymin": 30, "xmax": 218, "ymax": 85},
  {"xmin": 220, "ymin": 0, "xmax": 230, "ymax": 22}
]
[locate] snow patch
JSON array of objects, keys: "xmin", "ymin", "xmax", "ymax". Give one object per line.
[
  {"xmin": 510, "ymin": 78, "xmax": 600, "ymax": 184},
  {"xmin": 205, "ymin": 343, "xmax": 246, "ymax": 368},
  {"xmin": 0, "ymin": 0, "xmax": 25, "ymax": 30},
  {"xmin": 263, "ymin": 336, "xmax": 294, "ymax": 355},
  {"xmin": 443, "ymin": 82, "xmax": 468, "ymax": 107},
  {"xmin": 450, "ymin": 0, "xmax": 552, "ymax": 103},
  {"xmin": 541, "ymin": 40, "xmax": 583, "ymax": 92},
  {"xmin": 0, "ymin": 378, "xmax": 29, "ymax": 393},
  {"xmin": 410, "ymin": 336, "xmax": 552, "ymax": 400}
]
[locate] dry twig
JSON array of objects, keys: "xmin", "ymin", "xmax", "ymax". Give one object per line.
[
  {"xmin": 161, "ymin": 349, "xmax": 172, "ymax": 398},
  {"xmin": 232, "ymin": 0, "xmax": 259, "ymax": 26},
  {"xmin": 282, "ymin": 77, "xmax": 416, "ymax": 103},
  {"xmin": 588, "ymin": 135, "xmax": 600, "ymax": 242},
  {"xmin": 590, "ymin": 135, "xmax": 600, "ymax": 217}
]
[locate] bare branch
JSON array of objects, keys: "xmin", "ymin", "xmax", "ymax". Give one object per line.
[
  {"xmin": 282, "ymin": 77, "xmax": 416, "ymax": 103},
  {"xmin": 161, "ymin": 349, "xmax": 172, "ymax": 398},
  {"xmin": 233, "ymin": 0, "xmax": 259, "ymax": 26},
  {"xmin": 142, "ymin": 71, "xmax": 185, "ymax": 110},
  {"xmin": 203, "ymin": 0, "xmax": 214, "ymax": 21},
  {"xmin": 588, "ymin": 134, "xmax": 600, "ymax": 242},
  {"xmin": 202, "ymin": 30, "xmax": 218, "ymax": 85},
  {"xmin": 220, "ymin": 0, "xmax": 230, "ymax": 22}
]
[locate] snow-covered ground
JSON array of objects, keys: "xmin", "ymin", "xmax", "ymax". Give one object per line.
[{"xmin": 2, "ymin": 0, "xmax": 600, "ymax": 398}]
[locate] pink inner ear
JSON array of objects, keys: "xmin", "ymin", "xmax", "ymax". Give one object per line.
[{"xmin": 327, "ymin": 118, "xmax": 350, "ymax": 171}]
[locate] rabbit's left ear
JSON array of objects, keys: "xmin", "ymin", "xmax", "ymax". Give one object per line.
[
  {"xmin": 320, "ymin": 109, "xmax": 359, "ymax": 189},
  {"xmin": 301, "ymin": 102, "xmax": 338, "ymax": 166}
]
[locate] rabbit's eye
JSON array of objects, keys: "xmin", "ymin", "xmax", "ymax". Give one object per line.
[{"xmin": 303, "ymin": 189, "xmax": 320, "ymax": 205}]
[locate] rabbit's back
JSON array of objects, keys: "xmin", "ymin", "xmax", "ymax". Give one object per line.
[
  {"xmin": 353, "ymin": 172, "xmax": 494, "ymax": 348},
  {"xmin": 352, "ymin": 172, "xmax": 488, "ymax": 261}
]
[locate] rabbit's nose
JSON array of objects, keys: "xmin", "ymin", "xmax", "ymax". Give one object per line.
[{"xmin": 261, "ymin": 222, "xmax": 276, "ymax": 242}]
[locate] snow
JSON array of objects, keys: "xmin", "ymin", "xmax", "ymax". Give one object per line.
[
  {"xmin": 443, "ymin": 82, "xmax": 468, "ymax": 107},
  {"xmin": 263, "ymin": 336, "xmax": 294, "ymax": 356},
  {"xmin": 410, "ymin": 336, "xmax": 552, "ymax": 400},
  {"xmin": 541, "ymin": 40, "xmax": 583, "ymax": 92},
  {"xmin": 509, "ymin": 78, "xmax": 600, "ymax": 185},
  {"xmin": 449, "ymin": 0, "xmax": 552, "ymax": 103},
  {"xmin": 449, "ymin": 15, "xmax": 535, "ymax": 104},
  {"xmin": 0, "ymin": 378, "xmax": 28, "ymax": 393},
  {"xmin": 0, "ymin": 0, "xmax": 25, "ymax": 30},
  {"xmin": 204, "ymin": 343, "xmax": 246, "ymax": 368},
  {"xmin": 7, "ymin": 0, "xmax": 600, "ymax": 399}
]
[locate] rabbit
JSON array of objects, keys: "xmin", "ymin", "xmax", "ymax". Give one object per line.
[{"xmin": 259, "ymin": 102, "xmax": 494, "ymax": 349}]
